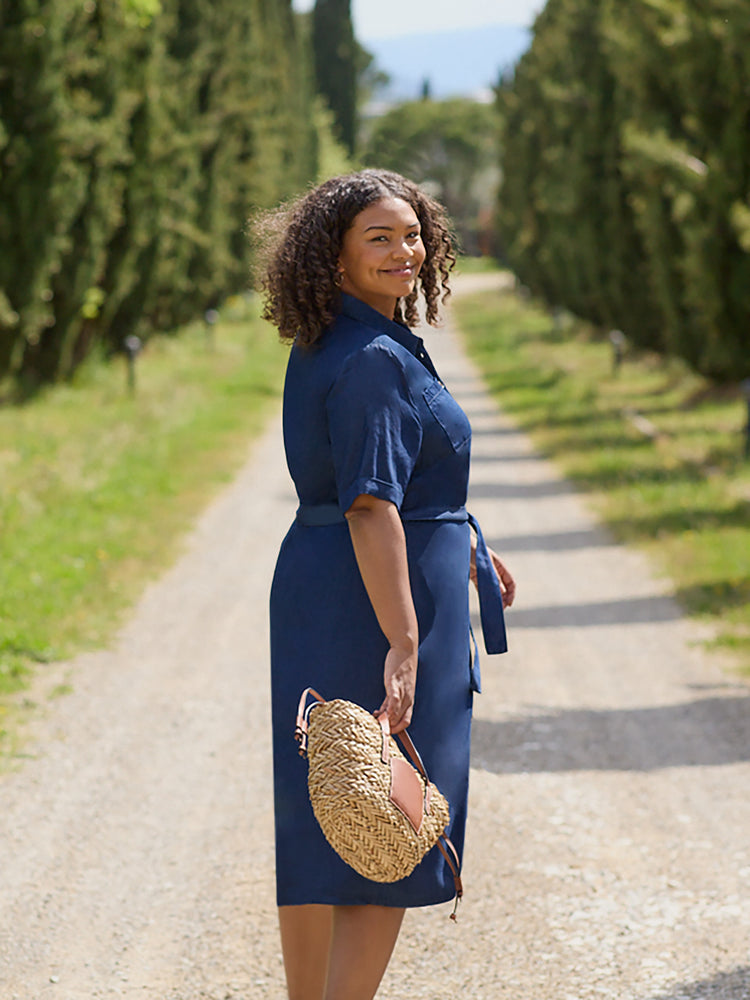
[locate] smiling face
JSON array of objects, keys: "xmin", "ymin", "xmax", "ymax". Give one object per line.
[{"xmin": 338, "ymin": 196, "xmax": 427, "ymax": 319}]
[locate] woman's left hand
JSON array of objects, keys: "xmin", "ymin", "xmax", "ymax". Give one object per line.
[{"xmin": 470, "ymin": 545, "xmax": 516, "ymax": 608}]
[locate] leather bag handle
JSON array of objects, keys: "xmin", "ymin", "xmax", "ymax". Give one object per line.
[
  {"xmin": 295, "ymin": 686, "xmax": 327, "ymax": 756},
  {"xmin": 388, "ymin": 719, "xmax": 464, "ymax": 917}
]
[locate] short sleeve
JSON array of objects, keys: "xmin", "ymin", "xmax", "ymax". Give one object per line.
[{"xmin": 326, "ymin": 343, "xmax": 423, "ymax": 515}]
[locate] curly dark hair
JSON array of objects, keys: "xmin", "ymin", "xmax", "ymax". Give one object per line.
[{"xmin": 253, "ymin": 169, "xmax": 456, "ymax": 346}]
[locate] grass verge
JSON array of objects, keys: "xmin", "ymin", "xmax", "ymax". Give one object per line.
[
  {"xmin": 0, "ymin": 297, "xmax": 288, "ymax": 749},
  {"xmin": 453, "ymin": 282, "xmax": 750, "ymax": 675}
]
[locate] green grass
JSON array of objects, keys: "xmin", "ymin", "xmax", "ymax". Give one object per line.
[
  {"xmin": 453, "ymin": 282, "xmax": 750, "ymax": 674},
  {"xmin": 0, "ymin": 295, "xmax": 288, "ymax": 743},
  {"xmin": 454, "ymin": 255, "xmax": 502, "ymax": 275}
]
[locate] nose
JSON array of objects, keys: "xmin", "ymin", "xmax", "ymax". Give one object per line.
[{"xmin": 393, "ymin": 239, "xmax": 414, "ymax": 261}]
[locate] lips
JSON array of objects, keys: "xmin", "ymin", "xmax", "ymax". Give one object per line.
[{"xmin": 382, "ymin": 266, "xmax": 415, "ymax": 277}]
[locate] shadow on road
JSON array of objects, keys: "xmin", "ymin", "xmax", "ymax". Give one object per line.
[
  {"xmin": 470, "ymin": 451, "xmax": 540, "ymax": 464},
  {"xmin": 647, "ymin": 966, "xmax": 750, "ymax": 999},
  {"xmin": 486, "ymin": 527, "xmax": 612, "ymax": 552},
  {"xmin": 493, "ymin": 593, "xmax": 684, "ymax": 628},
  {"xmin": 471, "ymin": 695, "xmax": 750, "ymax": 773},
  {"xmin": 460, "ymin": 405, "xmax": 514, "ymax": 421},
  {"xmin": 469, "ymin": 423, "xmax": 522, "ymax": 437},
  {"xmin": 469, "ymin": 480, "xmax": 574, "ymax": 500}
]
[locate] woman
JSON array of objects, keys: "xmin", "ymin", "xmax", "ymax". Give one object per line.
[{"xmin": 260, "ymin": 169, "xmax": 515, "ymax": 1000}]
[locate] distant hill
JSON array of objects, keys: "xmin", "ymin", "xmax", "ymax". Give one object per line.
[{"xmin": 364, "ymin": 24, "xmax": 531, "ymax": 101}]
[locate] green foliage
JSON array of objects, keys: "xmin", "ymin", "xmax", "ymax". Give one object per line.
[
  {"xmin": 361, "ymin": 99, "xmax": 501, "ymax": 254},
  {"xmin": 0, "ymin": 0, "xmax": 321, "ymax": 389},
  {"xmin": 121, "ymin": 0, "xmax": 161, "ymax": 27},
  {"xmin": 497, "ymin": 0, "xmax": 750, "ymax": 383},
  {"xmin": 312, "ymin": 99, "xmax": 355, "ymax": 181},
  {"xmin": 455, "ymin": 284, "xmax": 750, "ymax": 673},
  {"xmin": 312, "ymin": 0, "xmax": 358, "ymax": 155}
]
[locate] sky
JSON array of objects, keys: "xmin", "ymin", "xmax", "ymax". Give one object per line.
[{"xmin": 292, "ymin": 0, "xmax": 546, "ymax": 40}]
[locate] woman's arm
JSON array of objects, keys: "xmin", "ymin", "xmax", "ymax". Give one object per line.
[{"xmin": 345, "ymin": 494, "xmax": 418, "ymax": 734}]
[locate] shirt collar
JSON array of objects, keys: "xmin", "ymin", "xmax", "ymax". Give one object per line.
[{"xmin": 338, "ymin": 292, "xmax": 423, "ymax": 356}]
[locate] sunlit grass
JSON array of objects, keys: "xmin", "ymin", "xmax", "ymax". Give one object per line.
[
  {"xmin": 0, "ymin": 296, "xmax": 287, "ymax": 732},
  {"xmin": 454, "ymin": 284, "xmax": 750, "ymax": 675},
  {"xmin": 454, "ymin": 255, "xmax": 502, "ymax": 275}
]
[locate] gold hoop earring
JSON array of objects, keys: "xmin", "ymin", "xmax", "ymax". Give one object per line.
[{"xmin": 335, "ymin": 270, "xmax": 344, "ymax": 288}]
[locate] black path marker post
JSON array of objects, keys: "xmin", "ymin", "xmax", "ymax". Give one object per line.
[
  {"xmin": 123, "ymin": 335, "xmax": 142, "ymax": 395},
  {"xmin": 742, "ymin": 378, "xmax": 750, "ymax": 461},
  {"xmin": 609, "ymin": 330, "xmax": 626, "ymax": 376}
]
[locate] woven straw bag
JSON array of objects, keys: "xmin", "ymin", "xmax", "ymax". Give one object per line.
[{"xmin": 295, "ymin": 688, "xmax": 463, "ymax": 914}]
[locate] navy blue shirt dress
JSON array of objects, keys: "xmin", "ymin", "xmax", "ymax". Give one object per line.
[{"xmin": 270, "ymin": 293, "xmax": 506, "ymax": 908}]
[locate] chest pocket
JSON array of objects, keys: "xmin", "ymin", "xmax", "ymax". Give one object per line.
[{"xmin": 423, "ymin": 381, "xmax": 471, "ymax": 452}]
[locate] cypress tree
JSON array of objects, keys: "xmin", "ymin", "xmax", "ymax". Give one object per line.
[
  {"xmin": 497, "ymin": 0, "xmax": 657, "ymax": 339},
  {"xmin": 0, "ymin": 0, "xmax": 90, "ymax": 382},
  {"xmin": 498, "ymin": 0, "xmax": 750, "ymax": 381},
  {"xmin": 0, "ymin": 0, "xmax": 165, "ymax": 384},
  {"xmin": 0, "ymin": 0, "xmax": 324, "ymax": 386},
  {"xmin": 311, "ymin": 0, "xmax": 357, "ymax": 155},
  {"xmin": 605, "ymin": 0, "xmax": 750, "ymax": 379}
]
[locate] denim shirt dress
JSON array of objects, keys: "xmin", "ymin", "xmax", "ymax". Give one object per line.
[{"xmin": 269, "ymin": 293, "xmax": 506, "ymax": 908}]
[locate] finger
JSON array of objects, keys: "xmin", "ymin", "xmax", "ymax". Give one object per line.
[
  {"xmin": 389, "ymin": 703, "xmax": 406, "ymax": 729},
  {"xmin": 377, "ymin": 697, "xmax": 400, "ymax": 726},
  {"xmin": 380, "ymin": 693, "xmax": 410, "ymax": 731},
  {"xmin": 389, "ymin": 707, "xmax": 412, "ymax": 734},
  {"xmin": 492, "ymin": 557, "xmax": 516, "ymax": 607}
]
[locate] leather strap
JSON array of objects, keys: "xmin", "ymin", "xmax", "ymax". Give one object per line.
[
  {"xmin": 390, "ymin": 725, "xmax": 433, "ymax": 815},
  {"xmin": 295, "ymin": 686, "xmax": 325, "ymax": 756},
  {"xmin": 379, "ymin": 714, "xmax": 434, "ymax": 817},
  {"xmin": 436, "ymin": 837, "xmax": 464, "ymax": 920}
]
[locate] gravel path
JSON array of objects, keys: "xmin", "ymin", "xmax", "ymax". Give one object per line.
[{"xmin": 1, "ymin": 274, "xmax": 749, "ymax": 1000}]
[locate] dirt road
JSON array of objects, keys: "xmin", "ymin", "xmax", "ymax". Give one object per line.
[{"xmin": 1, "ymin": 275, "xmax": 748, "ymax": 999}]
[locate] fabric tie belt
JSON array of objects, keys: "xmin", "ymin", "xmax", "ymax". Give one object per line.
[{"xmin": 295, "ymin": 504, "xmax": 508, "ymax": 663}]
